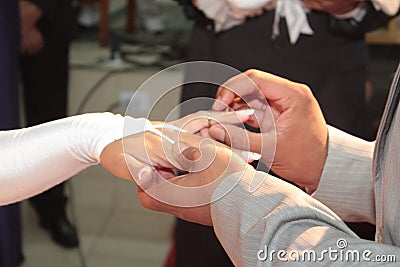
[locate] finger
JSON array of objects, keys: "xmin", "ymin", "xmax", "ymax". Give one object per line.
[
  {"xmin": 213, "ymin": 73, "xmax": 257, "ymax": 111},
  {"xmin": 211, "ymin": 109, "xmax": 254, "ymax": 125},
  {"xmin": 156, "ymin": 167, "xmax": 176, "ymax": 179},
  {"xmin": 231, "ymin": 148, "xmax": 256, "ymax": 163},
  {"xmin": 172, "ymin": 141, "xmax": 200, "ymax": 171},
  {"xmin": 172, "ymin": 140, "xmax": 216, "ymax": 173},
  {"xmin": 173, "ymin": 110, "xmax": 253, "ymax": 134},
  {"xmin": 199, "ymin": 127, "xmax": 211, "ymax": 138},
  {"xmin": 214, "ymin": 70, "xmax": 307, "ymax": 111},
  {"xmin": 124, "ymin": 153, "xmax": 154, "ymax": 187},
  {"xmin": 208, "ymin": 124, "xmax": 262, "ymax": 154}
]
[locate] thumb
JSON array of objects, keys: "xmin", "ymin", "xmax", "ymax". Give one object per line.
[
  {"xmin": 172, "ymin": 140, "xmax": 216, "ymax": 173},
  {"xmin": 172, "ymin": 141, "xmax": 201, "ymax": 171},
  {"xmin": 124, "ymin": 153, "xmax": 154, "ymax": 188}
]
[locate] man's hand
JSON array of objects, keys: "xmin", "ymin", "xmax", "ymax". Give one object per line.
[
  {"xmin": 136, "ymin": 141, "xmax": 251, "ymax": 226},
  {"xmin": 211, "ymin": 70, "xmax": 328, "ymax": 193},
  {"xmin": 100, "ymin": 110, "xmax": 253, "ymax": 188},
  {"xmin": 302, "ymin": 0, "xmax": 359, "ymax": 16}
]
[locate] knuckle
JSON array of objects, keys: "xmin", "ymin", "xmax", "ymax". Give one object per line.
[
  {"xmin": 244, "ymin": 69, "xmax": 259, "ymax": 79},
  {"xmin": 182, "ymin": 147, "xmax": 201, "ymax": 161},
  {"xmin": 138, "ymin": 196, "xmax": 155, "ymax": 210},
  {"xmin": 296, "ymin": 84, "xmax": 314, "ymax": 103}
]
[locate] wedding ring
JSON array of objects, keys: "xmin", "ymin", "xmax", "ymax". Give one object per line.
[{"xmin": 207, "ymin": 110, "xmax": 212, "ymax": 128}]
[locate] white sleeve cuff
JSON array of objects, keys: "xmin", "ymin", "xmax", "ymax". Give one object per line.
[{"xmin": 67, "ymin": 113, "xmax": 150, "ymax": 163}]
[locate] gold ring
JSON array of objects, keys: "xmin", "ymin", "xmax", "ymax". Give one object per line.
[{"xmin": 207, "ymin": 110, "xmax": 212, "ymax": 128}]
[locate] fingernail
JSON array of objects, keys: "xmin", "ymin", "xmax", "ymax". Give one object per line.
[
  {"xmin": 173, "ymin": 141, "xmax": 189, "ymax": 156},
  {"xmin": 241, "ymin": 151, "xmax": 262, "ymax": 161},
  {"xmin": 212, "ymin": 96, "xmax": 225, "ymax": 111},
  {"xmin": 209, "ymin": 126, "xmax": 226, "ymax": 141},
  {"xmin": 137, "ymin": 166, "xmax": 152, "ymax": 181},
  {"xmin": 236, "ymin": 109, "xmax": 255, "ymax": 116}
]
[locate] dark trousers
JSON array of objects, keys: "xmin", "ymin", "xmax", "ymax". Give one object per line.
[
  {"xmin": 0, "ymin": 1, "xmax": 24, "ymax": 267},
  {"xmin": 176, "ymin": 10, "xmax": 375, "ymax": 267},
  {"xmin": 20, "ymin": 42, "xmax": 69, "ymax": 220}
]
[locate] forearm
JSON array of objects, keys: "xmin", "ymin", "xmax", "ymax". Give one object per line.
[
  {"xmin": 0, "ymin": 113, "xmax": 145, "ymax": 206},
  {"xmin": 313, "ymin": 126, "xmax": 375, "ymax": 224},
  {"xmin": 211, "ymin": 170, "xmax": 397, "ymax": 266}
]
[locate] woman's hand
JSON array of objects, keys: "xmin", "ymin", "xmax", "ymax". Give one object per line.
[{"xmin": 100, "ymin": 110, "xmax": 253, "ymax": 187}]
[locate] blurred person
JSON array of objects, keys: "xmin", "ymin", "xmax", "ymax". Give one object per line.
[
  {"xmin": 19, "ymin": 0, "xmax": 78, "ymax": 248},
  {"xmin": 0, "ymin": 1, "xmax": 24, "ymax": 267},
  {"xmin": 170, "ymin": 0, "xmax": 398, "ymax": 266}
]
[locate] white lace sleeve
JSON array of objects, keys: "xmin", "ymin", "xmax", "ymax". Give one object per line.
[{"xmin": 0, "ymin": 113, "xmax": 149, "ymax": 206}]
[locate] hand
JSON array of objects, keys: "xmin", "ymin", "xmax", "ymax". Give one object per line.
[
  {"xmin": 211, "ymin": 70, "xmax": 328, "ymax": 193},
  {"xmin": 172, "ymin": 109, "xmax": 253, "ymax": 137},
  {"xmin": 20, "ymin": 26, "xmax": 44, "ymax": 56},
  {"xmin": 137, "ymin": 141, "xmax": 251, "ymax": 226},
  {"xmin": 19, "ymin": 0, "xmax": 44, "ymax": 56},
  {"xmin": 302, "ymin": 0, "xmax": 359, "ymax": 15},
  {"xmin": 100, "ymin": 110, "xmax": 253, "ymax": 187}
]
